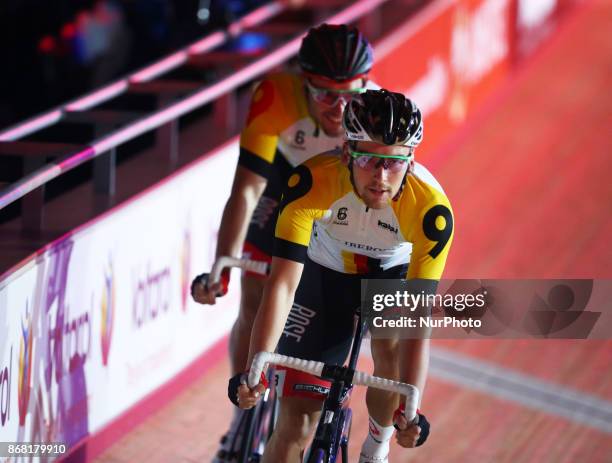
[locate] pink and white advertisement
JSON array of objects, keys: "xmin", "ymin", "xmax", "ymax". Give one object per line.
[{"xmin": 0, "ymin": 140, "xmax": 241, "ymax": 461}]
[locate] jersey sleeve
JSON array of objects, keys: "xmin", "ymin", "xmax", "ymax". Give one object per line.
[
  {"xmin": 238, "ymin": 79, "xmax": 283, "ymax": 179},
  {"xmin": 404, "ymin": 193, "xmax": 454, "ymax": 280},
  {"xmin": 274, "ymin": 158, "xmax": 336, "ymax": 263}
]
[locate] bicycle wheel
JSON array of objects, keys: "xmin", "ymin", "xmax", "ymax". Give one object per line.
[
  {"xmin": 237, "ymin": 407, "xmax": 258, "ymax": 462},
  {"xmin": 309, "ymin": 448, "xmax": 327, "ymax": 463},
  {"xmin": 338, "ymin": 408, "xmax": 352, "ymax": 463}
]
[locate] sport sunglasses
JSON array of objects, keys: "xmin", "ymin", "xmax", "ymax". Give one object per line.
[
  {"xmin": 306, "ymin": 81, "xmax": 367, "ymax": 107},
  {"xmin": 349, "ymin": 149, "xmax": 413, "ymax": 172}
]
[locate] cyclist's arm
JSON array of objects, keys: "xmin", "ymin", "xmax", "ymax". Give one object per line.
[
  {"xmin": 215, "ymin": 166, "xmax": 267, "ymax": 259},
  {"xmin": 400, "ymin": 338, "xmax": 429, "ymax": 404},
  {"xmin": 400, "ymin": 192, "xmax": 454, "ymax": 398},
  {"xmin": 398, "ymin": 279, "xmax": 437, "ymax": 402},
  {"xmin": 245, "ymin": 160, "xmax": 331, "ymax": 368},
  {"xmin": 246, "ymin": 256, "xmax": 304, "ymax": 367},
  {"xmin": 215, "ymin": 77, "xmax": 282, "ymax": 259}
]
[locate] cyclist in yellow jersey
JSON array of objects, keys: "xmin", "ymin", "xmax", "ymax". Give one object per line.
[
  {"xmin": 191, "ymin": 24, "xmax": 375, "ymax": 462},
  {"xmin": 231, "ymin": 90, "xmax": 453, "ymax": 463}
]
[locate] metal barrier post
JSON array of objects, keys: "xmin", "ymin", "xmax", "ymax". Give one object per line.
[
  {"xmin": 93, "ymin": 149, "xmax": 117, "ymax": 196},
  {"xmin": 22, "ymin": 157, "xmax": 45, "ymax": 232},
  {"xmin": 92, "ymin": 118, "xmax": 117, "ymax": 196},
  {"xmin": 157, "ymin": 113, "xmax": 180, "ymax": 167}
]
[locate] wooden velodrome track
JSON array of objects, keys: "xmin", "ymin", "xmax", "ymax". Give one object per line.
[{"xmin": 94, "ymin": 1, "xmax": 612, "ymax": 461}]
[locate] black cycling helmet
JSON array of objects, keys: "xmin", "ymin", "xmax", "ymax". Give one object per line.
[
  {"xmin": 343, "ymin": 89, "xmax": 423, "ymax": 146},
  {"xmin": 298, "ymin": 24, "xmax": 373, "ymax": 82}
]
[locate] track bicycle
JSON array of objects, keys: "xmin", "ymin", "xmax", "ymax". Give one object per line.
[
  {"xmin": 202, "ymin": 257, "xmax": 419, "ymax": 463},
  {"xmin": 248, "ymin": 325, "xmax": 419, "ymax": 462}
]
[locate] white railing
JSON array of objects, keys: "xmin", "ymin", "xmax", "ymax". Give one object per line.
[
  {"xmin": 0, "ymin": 2, "xmax": 284, "ymax": 140},
  {"xmin": 0, "ymin": 0, "xmax": 389, "ymax": 212}
]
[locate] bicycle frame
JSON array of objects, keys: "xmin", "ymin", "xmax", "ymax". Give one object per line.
[
  {"xmin": 306, "ymin": 308, "xmax": 368, "ymax": 463},
  {"xmin": 238, "ymin": 308, "xmax": 367, "ymax": 463}
]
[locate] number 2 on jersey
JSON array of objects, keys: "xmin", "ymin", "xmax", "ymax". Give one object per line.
[{"xmin": 423, "ymin": 205, "xmax": 453, "ymax": 258}]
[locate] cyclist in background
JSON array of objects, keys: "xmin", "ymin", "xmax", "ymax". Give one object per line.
[
  {"xmin": 232, "ymin": 90, "xmax": 453, "ymax": 463},
  {"xmin": 191, "ymin": 24, "xmax": 374, "ymax": 462}
]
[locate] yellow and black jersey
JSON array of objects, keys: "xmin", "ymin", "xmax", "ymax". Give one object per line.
[
  {"xmin": 274, "ymin": 153, "xmax": 454, "ymax": 280},
  {"xmin": 239, "ymin": 73, "xmax": 344, "ymax": 256},
  {"xmin": 239, "ymin": 72, "xmax": 343, "ymax": 181}
]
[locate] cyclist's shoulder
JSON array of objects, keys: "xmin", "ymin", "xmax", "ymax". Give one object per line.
[
  {"xmin": 283, "ymin": 151, "xmax": 345, "ymax": 206},
  {"xmin": 405, "ymin": 162, "xmax": 451, "ymax": 207},
  {"xmin": 263, "ymin": 71, "xmax": 302, "ymax": 88},
  {"xmin": 397, "ymin": 164, "xmax": 454, "ymax": 265},
  {"xmin": 303, "ymin": 149, "xmax": 342, "ymax": 169},
  {"xmin": 254, "ymin": 72, "xmax": 303, "ymax": 104},
  {"xmin": 301, "ymin": 150, "xmax": 345, "ymax": 183},
  {"xmin": 245, "ymin": 72, "xmax": 305, "ymax": 129}
]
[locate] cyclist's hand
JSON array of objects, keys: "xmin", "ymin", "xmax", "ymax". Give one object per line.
[
  {"xmin": 236, "ymin": 383, "xmax": 266, "ymax": 409},
  {"xmin": 228, "ymin": 371, "xmax": 268, "ymax": 409},
  {"xmin": 393, "ymin": 404, "xmax": 430, "ymax": 448},
  {"xmin": 190, "ymin": 269, "xmax": 230, "ymax": 304}
]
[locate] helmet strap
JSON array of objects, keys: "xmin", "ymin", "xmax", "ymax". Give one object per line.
[
  {"xmin": 346, "ymin": 142, "xmax": 360, "ymax": 199},
  {"xmin": 348, "ymin": 157, "xmax": 359, "ymax": 198},
  {"xmin": 392, "ymin": 160, "xmax": 412, "ymax": 201}
]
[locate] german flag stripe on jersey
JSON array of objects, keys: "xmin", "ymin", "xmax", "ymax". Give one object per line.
[
  {"xmin": 341, "ymin": 251, "xmax": 409, "ymax": 276},
  {"xmin": 341, "ymin": 250, "xmax": 357, "ymax": 273},
  {"xmin": 354, "ymin": 253, "xmax": 370, "ymax": 274}
]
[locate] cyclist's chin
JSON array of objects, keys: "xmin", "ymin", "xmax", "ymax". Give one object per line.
[
  {"xmin": 319, "ymin": 118, "xmax": 344, "ymax": 137},
  {"xmin": 362, "ymin": 191, "xmax": 391, "ymax": 209}
]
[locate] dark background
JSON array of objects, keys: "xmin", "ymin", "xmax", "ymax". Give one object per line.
[{"xmin": 0, "ymin": 0, "xmax": 267, "ymax": 129}]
